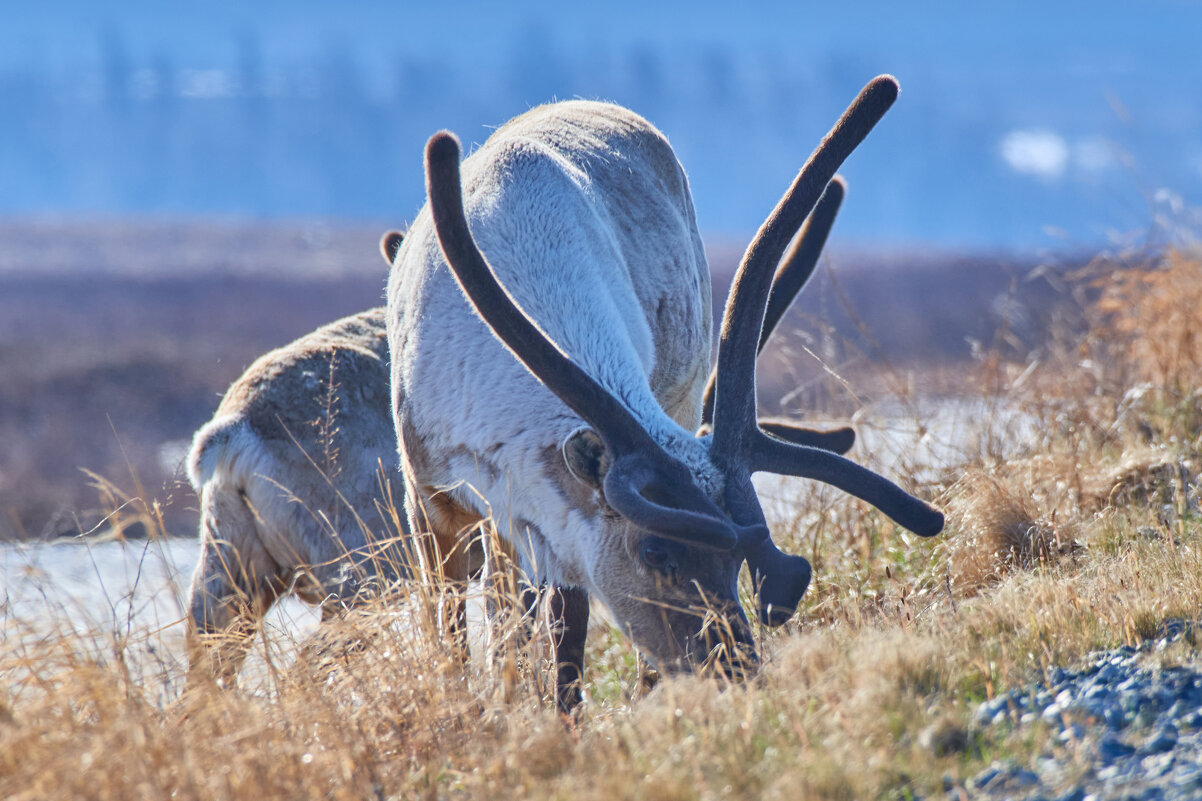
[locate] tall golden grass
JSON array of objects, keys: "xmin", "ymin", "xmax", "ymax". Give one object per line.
[{"xmin": 4, "ymin": 248, "xmax": 1202, "ymax": 800}]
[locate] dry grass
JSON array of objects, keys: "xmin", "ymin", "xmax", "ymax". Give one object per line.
[
  {"xmin": 5, "ymin": 246, "xmax": 1202, "ymax": 799},
  {"xmin": 942, "ymin": 472, "xmax": 1079, "ymax": 594}
]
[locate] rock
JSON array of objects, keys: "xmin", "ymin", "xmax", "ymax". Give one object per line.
[
  {"xmin": 972, "ymin": 761, "xmax": 1041, "ymax": 793},
  {"xmin": 1003, "ymin": 768, "xmax": 1040, "ymax": 791},
  {"xmin": 973, "ymin": 642, "xmax": 1202, "ymax": 800},
  {"xmin": 1141, "ymin": 751, "xmax": 1175, "ymax": 778},
  {"xmin": 974, "ymin": 697, "xmax": 1009, "ymax": 727},
  {"xmin": 1142, "ymin": 725, "xmax": 1178, "ymax": 755},
  {"xmin": 1058, "ymin": 723, "xmax": 1086, "ymax": 744},
  {"xmin": 970, "ymin": 763, "xmax": 1002, "ymax": 790},
  {"xmin": 1117, "ymin": 674, "xmax": 1143, "ymax": 693},
  {"xmin": 1171, "ymin": 763, "xmax": 1202, "ymax": 789},
  {"xmin": 1102, "ymin": 704, "xmax": 1128, "ymax": 730},
  {"xmin": 1163, "ymin": 699, "xmax": 1188, "ymax": 722},
  {"xmin": 1053, "ymin": 789, "xmax": 1085, "ymax": 801},
  {"xmin": 1156, "ymin": 618, "xmax": 1194, "ymax": 642},
  {"xmin": 1095, "ymin": 734, "xmax": 1136, "ymax": 764},
  {"xmin": 1133, "ymin": 700, "xmax": 1160, "ymax": 728}
]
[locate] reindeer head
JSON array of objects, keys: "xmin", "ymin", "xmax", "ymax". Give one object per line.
[{"xmin": 422, "ymin": 76, "xmax": 944, "ymax": 675}]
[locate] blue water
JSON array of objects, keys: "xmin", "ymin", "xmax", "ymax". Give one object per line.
[{"xmin": 3, "ymin": 0, "xmax": 1200, "ymax": 251}]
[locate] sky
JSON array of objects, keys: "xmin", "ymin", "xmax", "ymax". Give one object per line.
[{"xmin": 2, "ymin": 0, "xmax": 1200, "ymax": 252}]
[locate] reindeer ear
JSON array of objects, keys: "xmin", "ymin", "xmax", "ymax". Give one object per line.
[
  {"xmin": 562, "ymin": 427, "xmax": 608, "ymax": 491},
  {"xmin": 379, "ymin": 230, "xmax": 405, "ymax": 264}
]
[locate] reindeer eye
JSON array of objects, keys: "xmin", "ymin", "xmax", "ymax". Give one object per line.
[{"xmin": 639, "ymin": 537, "xmax": 681, "ymax": 578}]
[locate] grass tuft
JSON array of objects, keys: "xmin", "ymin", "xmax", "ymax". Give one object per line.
[{"xmin": 943, "ymin": 472, "xmax": 1079, "ymax": 595}]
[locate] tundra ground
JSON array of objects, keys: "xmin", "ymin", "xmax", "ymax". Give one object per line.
[{"xmin": 2, "ymin": 223, "xmax": 1199, "ymax": 800}]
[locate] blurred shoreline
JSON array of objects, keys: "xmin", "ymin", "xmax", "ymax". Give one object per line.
[{"xmin": 0, "ymin": 217, "xmax": 1100, "ymax": 541}]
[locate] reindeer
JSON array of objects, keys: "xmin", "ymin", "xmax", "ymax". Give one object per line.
[
  {"xmin": 388, "ymin": 75, "xmax": 943, "ymax": 713},
  {"xmin": 184, "ymin": 242, "xmax": 408, "ymax": 686},
  {"xmin": 186, "ymin": 221, "xmax": 837, "ymax": 689}
]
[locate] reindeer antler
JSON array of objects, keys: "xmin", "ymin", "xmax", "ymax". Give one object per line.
[
  {"xmin": 709, "ymin": 76, "xmax": 939, "ymax": 534},
  {"xmin": 699, "ymin": 176, "xmax": 845, "ymax": 425},
  {"xmin": 424, "ymin": 132, "xmax": 750, "ymax": 552},
  {"xmin": 710, "ymin": 76, "xmax": 900, "ymax": 462},
  {"xmin": 702, "ymin": 76, "xmax": 944, "ymax": 624},
  {"xmin": 699, "ymin": 176, "xmax": 853, "ymax": 455}
]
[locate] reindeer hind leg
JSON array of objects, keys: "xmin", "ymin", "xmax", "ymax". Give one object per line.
[{"xmin": 185, "ymin": 484, "xmax": 285, "ymax": 690}]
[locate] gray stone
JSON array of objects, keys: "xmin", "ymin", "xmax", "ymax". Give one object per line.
[
  {"xmin": 1035, "ymin": 756, "xmax": 1066, "ymax": 785},
  {"xmin": 1142, "ymin": 732, "xmax": 1176, "ymax": 754},
  {"xmin": 1171, "ymin": 763, "xmax": 1202, "ymax": 787},
  {"xmin": 1156, "ymin": 619, "xmax": 1193, "ymax": 641},
  {"xmin": 1058, "ymin": 723, "xmax": 1086, "ymax": 743},
  {"xmin": 970, "ymin": 643, "xmax": 1202, "ymax": 801},
  {"xmin": 975, "ymin": 698, "xmax": 1009, "ymax": 727},
  {"xmin": 1008, "ymin": 768, "xmax": 1040, "ymax": 788},
  {"xmin": 1042, "ymin": 703, "xmax": 1065, "ymax": 725},
  {"xmin": 1140, "ymin": 751, "xmax": 1175, "ymax": 778},
  {"xmin": 1142, "ymin": 724, "xmax": 1178, "ymax": 756},
  {"xmin": 970, "ymin": 764, "xmax": 1001, "ymax": 790},
  {"xmin": 1164, "ymin": 699, "xmax": 1188, "ymax": 721},
  {"xmin": 1133, "ymin": 702, "xmax": 1160, "ymax": 728},
  {"xmin": 1103, "ymin": 704, "xmax": 1128, "ymax": 730},
  {"xmin": 1096, "ymin": 735, "xmax": 1136, "ymax": 764},
  {"xmin": 1053, "ymin": 790, "xmax": 1085, "ymax": 801},
  {"xmin": 1118, "ymin": 675, "xmax": 1143, "ymax": 693}
]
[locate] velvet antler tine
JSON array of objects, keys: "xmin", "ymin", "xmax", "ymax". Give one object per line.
[
  {"xmin": 699, "ymin": 177, "xmax": 845, "ymax": 427},
  {"xmin": 748, "ymin": 432, "xmax": 944, "ymax": 537},
  {"xmin": 426, "ymin": 132, "xmax": 645, "ymax": 454},
  {"xmin": 710, "ymin": 77, "xmax": 898, "ymax": 464},
  {"xmin": 758, "ymin": 420, "xmax": 855, "ymax": 455},
  {"xmin": 759, "ymin": 176, "xmax": 844, "ymax": 352}
]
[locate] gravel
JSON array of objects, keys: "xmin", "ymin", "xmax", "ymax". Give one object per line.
[{"xmin": 954, "ymin": 620, "xmax": 1202, "ymax": 800}]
